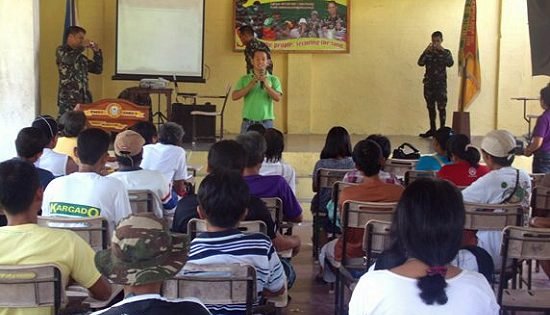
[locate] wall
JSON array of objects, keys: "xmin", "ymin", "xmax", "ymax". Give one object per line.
[
  {"xmin": 38, "ymin": 0, "xmax": 549, "ymax": 136},
  {"xmin": 0, "ymin": 0, "xmax": 40, "ymax": 161}
]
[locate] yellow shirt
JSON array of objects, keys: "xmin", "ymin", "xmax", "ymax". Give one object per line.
[
  {"xmin": 0, "ymin": 224, "xmax": 102, "ymax": 315},
  {"xmin": 53, "ymin": 137, "xmax": 78, "ymax": 161}
]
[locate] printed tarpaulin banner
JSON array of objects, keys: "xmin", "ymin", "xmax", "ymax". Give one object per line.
[{"xmin": 527, "ymin": 0, "xmax": 550, "ymax": 76}]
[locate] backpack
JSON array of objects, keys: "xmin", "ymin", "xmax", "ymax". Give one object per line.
[{"xmin": 461, "ymin": 245, "xmax": 495, "ymax": 285}]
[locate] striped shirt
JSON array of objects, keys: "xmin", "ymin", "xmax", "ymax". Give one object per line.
[{"xmin": 186, "ymin": 229, "xmax": 286, "ymax": 314}]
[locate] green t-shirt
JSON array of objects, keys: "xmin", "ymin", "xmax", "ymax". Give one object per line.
[{"xmin": 235, "ymin": 73, "xmax": 282, "ymax": 121}]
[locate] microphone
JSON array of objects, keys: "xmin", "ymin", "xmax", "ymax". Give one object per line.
[{"xmin": 258, "ymin": 69, "xmax": 266, "ymax": 89}]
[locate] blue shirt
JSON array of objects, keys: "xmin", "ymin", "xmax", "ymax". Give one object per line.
[{"xmin": 415, "ymin": 153, "xmax": 451, "ymax": 171}]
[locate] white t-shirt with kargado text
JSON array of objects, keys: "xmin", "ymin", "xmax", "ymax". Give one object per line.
[
  {"xmin": 41, "ymin": 172, "xmax": 132, "ymax": 235},
  {"xmin": 349, "ymin": 269, "xmax": 499, "ymax": 315}
]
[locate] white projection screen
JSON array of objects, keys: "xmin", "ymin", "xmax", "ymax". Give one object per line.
[{"xmin": 115, "ymin": 0, "xmax": 205, "ymax": 82}]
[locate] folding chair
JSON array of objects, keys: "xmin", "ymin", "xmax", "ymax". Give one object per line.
[
  {"xmin": 0, "ymin": 264, "xmax": 62, "ymax": 313},
  {"xmin": 329, "ymin": 181, "xmax": 357, "ymax": 236},
  {"xmin": 163, "ymin": 263, "xmax": 258, "ymax": 315},
  {"xmin": 313, "ymin": 168, "xmax": 354, "ymax": 259},
  {"xmin": 362, "ymin": 220, "xmax": 392, "ymax": 268},
  {"xmin": 531, "ymin": 185, "xmax": 550, "ymax": 218},
  {"xmin": 404, "ymin": 170, "xmax": 437, "ymax": 186},
  {"xmin": 334, "ymin": 201, "xmax": 396, "ymax": 315},
  {"xmin": 384, "ymin": 158, "xmax": 418, "ymax": 178},
  {"xmin": 128, "ymin": 189, "xmax": 155, "ymax": 214},
  {"xmin": 464, "ymin": 202, "xmax": 524, "ymax": 284},
  {"xmin": 530, "ymin": 173, "xmax": 546, "ymax": 189},
  {"xmin": 187, "ymin": 218, "xmax": 267, "ymax": 240},
  {"xmin": 497, "ymin": 226, "xmax": 550, "ymax": 313},
  {"xmin": 37, "ymin": 216, "xmax": 108, "ymax": 252},
  {"xmin": 261, "ymin": 197, "xmax": 283, "ymax": 232}
]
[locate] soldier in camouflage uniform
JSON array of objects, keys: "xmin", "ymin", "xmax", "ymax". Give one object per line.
[
  {"xmin": 57, "ymin": 26, "xmax": 103, "ymax": 116},
  {"xmin": 418, "ymin": 31, "xmax": 454, "ymax": 138},
  {"xmin": 238, "ymin": 25, "xmax": 273, "ymax": 74},
  {"xmin": 94, "ymin": 214, "xmax": 211, "ymax": 314}
]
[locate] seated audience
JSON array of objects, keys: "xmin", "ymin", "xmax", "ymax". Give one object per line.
[
  {"xmin": 343, "ymin": 134, "xmax": 400, "ymax": 185},
  {"xmin": 319, "ymin": 140, "xmax": 404, "ymax": 283},
  {"xmin": 14, "ymin": 127, "xmax": 55, "ymax": 188},
  {"xmin": 0, "ymin": 160, "xmax": 111, "ymax": 313},
  {"xmin": 462, "ymin": 130, "xmax": 531, "ymax": 271},
  {"xmin": 237, "ymin": 131, "xmax": 303, "ymax": 222},
  {"xmin": 529, "ymin": 211, "xmax": 550, "ymax": 279},
  {"xmin": 141, "ymin": 122, "xmax": 189, "ymax": 197},
  {"xmin": 42, "ymin": 128, "xmax": 132, "ymax": 236},
  {"xmin": 259, "ymin": 128, "xmax": 297, "ymax": 193},
  {"xmin": 32, "ymin": 115, "xmax": 78, "ymax": 176},
  {"xmin": 185, "ymin": 172, "xmax": 286, "ymax": 314},
  {"xmin": 172, "ymin": 140, "xmax": 301, "ymax": 256},
  {"xmin": 415, "ymin": 126, "xmax": 453, "ymax": 171},
  {"xmin": 108, "ymin": 130, "xmax": 177, "ymax": 217},
  {"xmin": 311, "ymin": 126, "xmax": 355, "ymax": 222},
  {"xmin": 92, "ymin": 214, "xmax": 210, "ymax": 315},
  {"xmin": 349, "ymin": 178, "xmax": 499, "ymax": 314},
  {"xmin": 130, "ymin": 121, "xmax": 158, "ymax": 145},
  {"xmin": 54, "ymin": 110, "xmax": 87, "ymax": 160},
  {"xmin": 438, "ymin": 134, "xmax": 490, "ymax": 187}
]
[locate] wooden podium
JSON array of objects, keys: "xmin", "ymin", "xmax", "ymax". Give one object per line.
[{"xmin": 77, "ymin": 99, "xmax": 150, "ymax": 133}]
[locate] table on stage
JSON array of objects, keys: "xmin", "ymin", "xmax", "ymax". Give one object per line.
[
  {"xmin": 511, "ymin": 97, "xmax": 540, "ymax": 139},
  {"xmin": 128, "ymin": 87, "xmax": 173, "ymax": 124}
]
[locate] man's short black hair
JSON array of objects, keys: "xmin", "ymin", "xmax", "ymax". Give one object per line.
[
  {"xmin": 77, "ymin": 128, "xmax": 110, "ymax": 165},
  {"xmin": 198, "ymin": 172, "xmax": 250, "ymax": 228},
  {"xmin": 239, "ymin": 25, "xmax": 255, "ymax": 36},
  {"xmin": 366, "ymin": 134, "xmax": 391, "ymax": 160},
  {"xmin": 236, "ymin": 131, "xmax": 266, "ymax": 168},
  {"xmin": 116, "ymin": 152, "xmax": 143, "ymax": 168},
  {"xmin": 67, "ymin": 25, "xmax": 86, "ymax": 35},
  {"xmin": 207, "ymin": 140, "xmax": 246, "ymax": 173},
  {"xmin": 59, "ymin": 111, "xmax": 87, "ymax": 137},
  {"xmin": 352, "ymin": 140, "xmax": 382, "ymax": 177},
  {"xmin": 15, "ymin": 127, "xmax": 49, "ymax": 159},
  {"xmin": 432, "ymin": 31, "xmax": 443, "ymax": 39},
  {"xmin": 0, "ymin": 160, "xmax": 40, "ymax": 215},
  {"xmin": 158, "ymin": 122, "xmax": 184, "ymax": 146},
  {"xmin": 130, "ymin": 121, "xmax": 157, "ymax": 145},
  {"xmin": 264, "ymin": 128, "xmax": 284, "ymax": 163}
]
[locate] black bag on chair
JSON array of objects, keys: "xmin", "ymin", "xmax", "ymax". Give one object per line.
[{"xmin": 392, "ymin": 143, "xmax": 421, "ymax": 160}]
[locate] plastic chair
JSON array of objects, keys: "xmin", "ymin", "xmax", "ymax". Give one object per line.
[
  {"xmin": 37, "ymin": 216, "xmax": 108, "ymax": 252},
  {"xmin": 187, "ymin": 218, "xmax": 267, "ymax": 240}
]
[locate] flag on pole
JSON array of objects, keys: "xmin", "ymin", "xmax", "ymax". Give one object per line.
[
  {"xmin": 458, "ymin": 0, "xmax": 481, "ymax": 111},
  {"xmin": 62, "ymin": 0, "xmax": 80, "ymax": 44}
]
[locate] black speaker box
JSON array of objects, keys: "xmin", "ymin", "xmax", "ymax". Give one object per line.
[{"xmin": 170, "ymin": 103, "xmax": 216, "ymax": 143}]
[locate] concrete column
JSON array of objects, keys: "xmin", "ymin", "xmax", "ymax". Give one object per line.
[
  {"xmin": 0, "ymin": 0, "xmax": 40, "ymax": 161},
  {"xmin": 286, "ymin": 54, "xmax": 312, "ymax": 134}
]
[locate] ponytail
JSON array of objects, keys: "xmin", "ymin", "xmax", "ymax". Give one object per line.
[
  {"xmin": 447, "ymin": 134, "xmax": 480, "ymax": 167},
  {"xmin": 417, "ymin": 266, "xmax": 449, "ymax": 305}
]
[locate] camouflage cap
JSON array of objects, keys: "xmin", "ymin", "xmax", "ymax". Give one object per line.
[{"xmin": 95, "ymin": 214, "xmax": 189, "ymax": 286}]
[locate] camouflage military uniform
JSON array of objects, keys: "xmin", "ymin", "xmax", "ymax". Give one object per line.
[
  {"xmin": 418, "ymin": 48, "xmax": 454, "ymax": 131},
  {"xmin": 56, "ymin": 45, "xmax": 103, "ymax": 115},
  {"xmin": 244, "ymin": 38, "xmax": 273, "ymax": 74},
  {"xmin": 95, "ymin": 214, "xmax": 188, "ymax": 286}
]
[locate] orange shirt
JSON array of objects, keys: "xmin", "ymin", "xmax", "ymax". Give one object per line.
[{"xmin": 335, "ymin": 178, "xmax": 404, "ymax": 261}]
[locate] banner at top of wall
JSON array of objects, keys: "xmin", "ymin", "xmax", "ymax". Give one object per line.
[
  {"xmin": 527, "ymin": 0, "xmax": 550, "ymax": 76},
  {"xmin": 458, "ymin": 0, "xmax": 481, "ymax": 112}
]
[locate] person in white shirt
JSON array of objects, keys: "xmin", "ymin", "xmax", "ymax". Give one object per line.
[
  {"xmin": 462, "ymin": 130, "xmax": 531, "ymax": 271},
  {"xmin": 259, "ymin": 128, "xmax": 297, "ymax": 193},
  {"xmin": 42, "ymin": 128, "xmax": 132, "ymax": 236},
  {"xmin": 32, "ymin": 115, "xmax": 78, "ymax": 176},
  {"xmin": 108, "ymin": 130, "xmax": 177, "ymax": 217},
  {"xmin": 141, "ymin": 122, "xmax": 189, "ymax": 197},
  {"xmin": 349, "ymin": 178, "xmax": 499, "ymax": 315}
]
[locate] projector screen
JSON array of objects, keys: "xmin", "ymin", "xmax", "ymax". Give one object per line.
[{"xmin": 114, "ymin": 0, "xmax": 205, "ymax": 82}]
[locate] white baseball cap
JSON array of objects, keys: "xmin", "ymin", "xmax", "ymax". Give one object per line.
[{"xmin": 480, "ymin": 130, "xmax": 516, "ymax": 158}]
